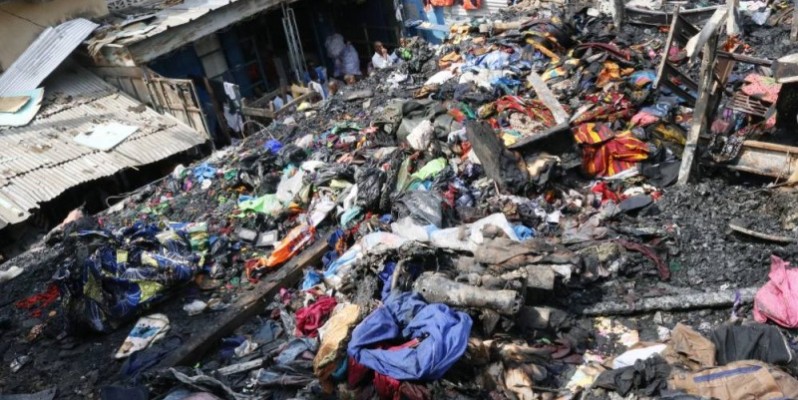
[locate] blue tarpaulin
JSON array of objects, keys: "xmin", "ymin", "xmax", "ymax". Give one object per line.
[{"xmin": 347, "ymin": 292, "xmax": 472, "ymax": 381}]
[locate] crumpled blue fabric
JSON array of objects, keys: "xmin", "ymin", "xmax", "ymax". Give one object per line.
[
  {"xmin": 301, "ymin": 269, "xmax": 323, "ymax": 290},
  {"xmin": 513, "ymin": 225, "xmax": 536, "ymax": 240},
  {"xmin": 265, "ymin": 139, "xmax": 283, "ymax": 154},
  {"xmin": 276, "ymin": 337, "xmax": 318, "ymax": 365},
  {"xmin": 464, "ymin": 50, "xmax": 517, "ymax": 70},
  {"xmin": 193, "ymin": 163, "xmax": 216, "ymax": 182},
  {"xmin": 347, "ymin": 292, "xmax": 472, "ymax": 381},
  {"xmin": 323, "ymin": 245, "xmax": 360, "ymax": 281},
  {"xmin": 492, "ymin": 76, "xmax": 522, "ymax": 88},
  {"xmin": 640, "ymin": 96, "xmax": 679, "ymax": 118}
]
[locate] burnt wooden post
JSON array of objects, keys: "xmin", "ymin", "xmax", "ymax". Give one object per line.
[
  {"xmin": 612, "ymin": 0, "xmax": 625, "ymax": 28},
  {"xmin": 727, "ymin": 0, "xmax": 740, "ymax": 36},
  {"xmin": 677, "ymin": 33, "xmax": 719, "ymax": 185},
  {"xmin": 792, "ymin": 0, "xmax": 798, "ymax": 41}
]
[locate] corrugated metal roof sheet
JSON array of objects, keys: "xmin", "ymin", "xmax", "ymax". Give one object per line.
[
  {"xmin": 0, "ymin": 18, "xmax": 99, "ymax": 96},
  {"xmin": 88, "ymin": 0, "xmax": 296, "ymax": 52},
  {"xmin": 0, "ymin": 63, "xmax": 207, "ymax": 228}
]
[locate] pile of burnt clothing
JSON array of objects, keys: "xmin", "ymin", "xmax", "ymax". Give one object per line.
[{"xmin": 10, "ymin": 0, "xmax": 798, "ymax": 398}]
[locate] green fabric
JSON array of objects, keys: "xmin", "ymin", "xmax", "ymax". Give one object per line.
[
  {"xmin": 238, "ymin": 194, "xmax": 283, "ymax": 216},
  {"xmin": 395, "ymin": 157, "xmax": 413, "ymax": 193},
  {"xmin": 410, "ymin": 158, "xmax": 447, "ymax": 181}
]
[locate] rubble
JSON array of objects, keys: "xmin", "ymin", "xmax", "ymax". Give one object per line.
[{"xmin": 9, "ymin": 0, "xmax": 798, "ymax": 399}]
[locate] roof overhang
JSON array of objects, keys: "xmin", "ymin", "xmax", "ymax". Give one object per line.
[{"xmin": 98, "ymin": 0, "xmax": 300, "ymax": 65}]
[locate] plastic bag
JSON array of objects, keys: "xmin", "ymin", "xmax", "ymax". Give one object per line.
[
  {"xmin": 356, "ymin": 167, "xmax": 386, "ymax": 210},
  {"xmin": 265, "ymin": 224, "xmax": 316, "ymax": 268},
  {"xmin": 393, "ymin": 190, "xmax": 443, "ymax": 227},
  {"xmin": 238, "ymin": 194, "xmax": 283, "ymax": 216},
  {"xmin": 406, "ymin": 119, "xmax": 433, "ymax": 150}
]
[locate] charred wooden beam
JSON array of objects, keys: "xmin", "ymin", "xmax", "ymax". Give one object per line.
[
  {"xmin": 465, "ymin": 121, "xmax": 529, "ymax": 194},
  {"xmin": 626, "ymin": 5, "xmax": 722, "ymax": 26},
  {"xmin": 156, "ymin": 237, "xmax": 329, "ymax": 368}
]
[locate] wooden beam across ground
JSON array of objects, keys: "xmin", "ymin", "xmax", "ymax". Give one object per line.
[
  {"xmin": 526, "ymin": 71, "xmax": 569, "ymax": 125},
  {"xmin": 156, "ymin": 237, "xmax": 329, "ymax": 368}
]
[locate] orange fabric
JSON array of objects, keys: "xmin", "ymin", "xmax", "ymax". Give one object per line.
[
  {"xmin": 573, "ymin": 123, "xmax": 648, "ymax": 177},
  {"xmin": 463, "ymin": 0, "xmax": 480, "ymax": 10},
  {"xmin": 429, "ymin": 0, "xmax": 453, "ymax": 6}
]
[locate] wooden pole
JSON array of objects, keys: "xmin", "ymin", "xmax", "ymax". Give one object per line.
[
  {"xmin": 677, "ymin": 33, "xmax": 719, "ymax": 185},
  {"xmin": 792, "ymin": 0, "xmax": 798, "ymax": 42},
  {"xmin": 612, "ymin": 0, "xmax": 625, "ymax": 28},
  {"xmin": 727, "ymin": 0, "xmax": 740, "ymax": 36}
]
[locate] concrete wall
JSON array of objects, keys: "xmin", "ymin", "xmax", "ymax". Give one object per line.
[{"xmin": 0, "ymin": 0, "xmax": 108, "ymax": 71}]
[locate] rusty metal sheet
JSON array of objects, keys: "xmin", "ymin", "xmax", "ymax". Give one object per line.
[
  {"xmin": 730, "ymin": 141, "xmax": 798, "ymax": 178},
  {"xmin": 0, "ymin": 64, "xmax": 207, "ymax": 231}
]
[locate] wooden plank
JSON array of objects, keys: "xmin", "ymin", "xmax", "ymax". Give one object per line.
[
  {"xmin": 729, "ymin": 221, "xmax": 795, "ymax": 244},
  {"xmin": 273, "ymin": 91, "xmax": 316, "ymax": 117},
  {"xmin": 792, "ymin": 3, "xmax": 798, "ymax": 42},
  {"xmin": 127, "ymin": 0, "xmax": 301, "ymax": 64},
  {"xmin": 156, "ymin": 237, "xmax": 329, "ymax": 368},
  {"xmin": 678, "ymin": 34, "xmax": 719, "ymax": 185},
  {"xmin": 774, "ymin": 53, "xmax": 798, "ymax": 83},
  {"xmin": 717, "ymin": 51, "xmax": 772, "ymax": 66},
  {"xmin": 685, "ymin": 7, "xmax": 727, "ymax": 63},
  {"xmin": 727, "ymin": 0, "xmax": 740, "ymax": 36},
  {"xmin": 91, "ymin": 66, "xmax": 146, "ymax": 79},
  {"xmin": 242, "ymin": 105, "xmax": 275, "ymax": 119},
  {"xmin": 626, "ymin": 5, "xmax": 722, "ymax": 26},
  {"xmin": 612, "ymin": 0, "xmax": 625, "ymax": 28},
  {"xmin": 653, "ymin": 8, "xmax": 680, "ymax": 91},
  {"xmin": 465, "ymin": 121, "xmax": 528, "ymax": 193},
  {"xmin": 526, "ymin": 71, "xmax": 569, "ymax": 124},
  {"xmin": 507, "ymin": 121, "xmax": 570, "ymax": 150}
]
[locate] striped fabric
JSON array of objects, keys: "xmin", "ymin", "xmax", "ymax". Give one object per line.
[{"xmin": 573, "ymin": 123, "xmax": 649, "ymax": 177}]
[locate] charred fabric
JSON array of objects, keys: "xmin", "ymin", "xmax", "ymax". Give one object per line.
[{"xmin": 8, "ymin": 1, "xmax": 798, "ymax": 399}]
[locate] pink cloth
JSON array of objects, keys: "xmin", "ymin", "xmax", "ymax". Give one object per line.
[
  {"xmin": 631, "ymin": 110, "xmax": 659, "ymax": 127},
  {"xmin": 754, "ymin": 256, "xmax": 798, "ymax": 328}
]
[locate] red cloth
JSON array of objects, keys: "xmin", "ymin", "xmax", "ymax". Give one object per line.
[
  {"xmin": 591, "ymin": 181, "xmax": 622, "ymax": 204},
  {"xmin": 754, "ymin": 256, "xmax": 798, "ymax": 328},
  {"xmin": 573, "ymin": 123, "xmax": 648, "ymax": 177},
  {"xmin": 348, "ymin": 356, "xmax": 372, "ymax": 387},
  {"xmin": 295, "ymin": 295, "xmax": 337, "ymax": 337},
  {"xmin": 15, "ymin": 283, "xmax": 60, "ymax": 318},
  {"xmin": 349, "ymin": 340, "xmax": 425, "ymax": 400},
  {"xmin": 374, "ymin": 372, "xmax": 402, "ymax": 400}
]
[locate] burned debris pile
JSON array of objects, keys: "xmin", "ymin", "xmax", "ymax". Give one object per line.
[{"xmin": 7, "ymin": 1, "xmax": 798, "ymax": 399}]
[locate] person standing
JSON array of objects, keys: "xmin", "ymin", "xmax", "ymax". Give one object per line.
[{"xmin": 326, "ymin": 33, "xmax": 362, "ymax": 82}]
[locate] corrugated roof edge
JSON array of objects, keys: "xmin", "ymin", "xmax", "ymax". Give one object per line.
[{"xmin": 0, "ymin": 63, "xmax": 207, "ymax": 230}]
